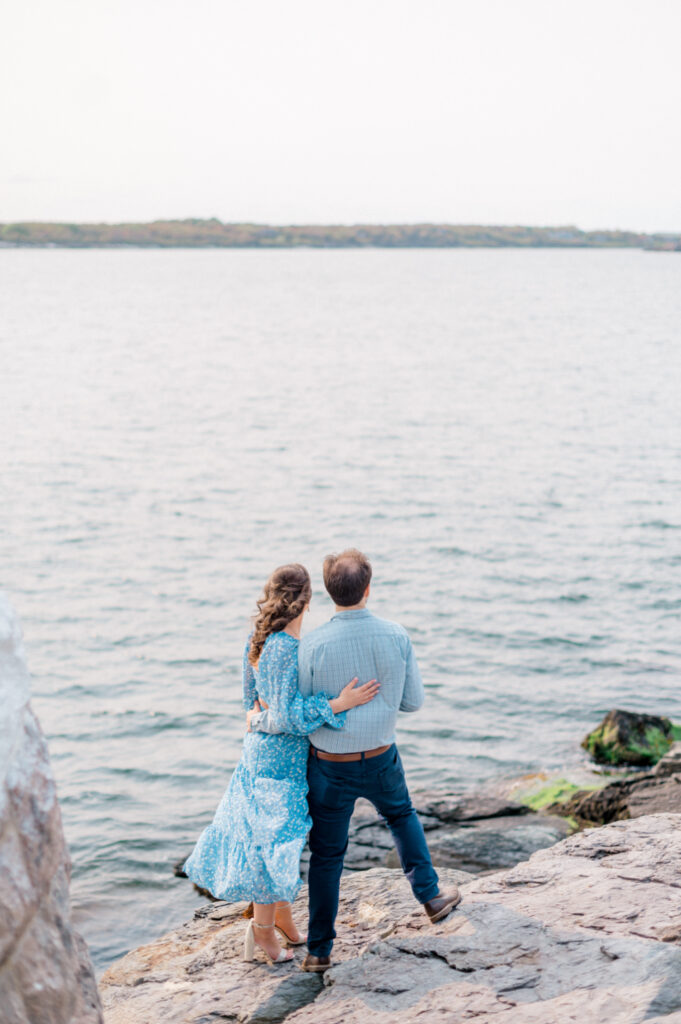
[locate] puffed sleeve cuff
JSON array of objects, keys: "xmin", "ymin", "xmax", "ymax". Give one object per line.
[
  {"xmin": 249, "ymin": 709, "xmax": 285, "ymax": 734},
  {"xmin": 315, "ymin": 694, "xmax": 346, "ymax": 730}
]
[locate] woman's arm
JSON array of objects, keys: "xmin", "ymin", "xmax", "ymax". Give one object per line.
[
  {"xmin": 249, "ymin": 636, "xmax": 379, "ymax": 735},
  {"xmin": 265, "ymin": 636, "xmax": 344, "ymax": 735},
  {"xmin": 242, "ymin": 638, "xmax": 258, "ymax": 711}
]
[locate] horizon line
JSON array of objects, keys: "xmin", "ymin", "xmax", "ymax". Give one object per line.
[{"xmin": 1, "ymin": 218, "xmax": 680, "ymax": 235}]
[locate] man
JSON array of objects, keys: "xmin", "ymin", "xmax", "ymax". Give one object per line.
[{"xmin": 252, "ymin": 549, "xmax": 460, "ymax": 972}]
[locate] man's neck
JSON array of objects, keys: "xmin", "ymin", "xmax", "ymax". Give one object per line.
[{"xmin": 334, "ymin": 601, "xmax": 367, "ymax": 613}]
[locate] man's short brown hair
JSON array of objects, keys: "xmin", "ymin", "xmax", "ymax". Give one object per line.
[{"xmin": 323, "ymin": 549, "xmax": 372, "ymax": 607}]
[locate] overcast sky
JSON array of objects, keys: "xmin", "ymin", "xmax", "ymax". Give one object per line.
[{"xmin": 2, "ymin": 0, "xmax": 680, "ymax": 230}]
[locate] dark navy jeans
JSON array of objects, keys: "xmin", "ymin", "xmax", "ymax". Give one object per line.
[{"xmin": 306, "ymin": 744, "xmax": 440, "ymax": 957}]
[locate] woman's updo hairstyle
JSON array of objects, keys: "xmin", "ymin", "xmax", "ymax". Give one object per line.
[{"xmin": 248, "ymin": 563, "xmax": 311, "ymax": 666}]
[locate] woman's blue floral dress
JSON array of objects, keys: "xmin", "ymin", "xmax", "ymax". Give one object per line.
[{"xmin": 184, "ymin": 631, "xmax": 344, "ymax": 903}]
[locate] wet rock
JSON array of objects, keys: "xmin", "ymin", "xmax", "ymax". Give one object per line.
[
  {"xmin": 406, "ymin": 814, "xmax": 573, "ymax": 874},
  {"xmin": 0, "ymin": 594, "xmax": 102, "ymax": 1024},
  {"xmin": 410, "ymin": 790, "xmax": 529, "ymax": 823},
  {"xmin": 346, "ymin": 795, "xmax": 564, "ymax": 875},
  {"xmin": 101, "ymin": 815, "xmax": 681, "ymax": 1024},
  {"xmin": 582, "ymin": 709, "xmax": 673, "ymax": 767}
]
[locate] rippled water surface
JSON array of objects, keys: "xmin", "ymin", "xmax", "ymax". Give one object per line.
[{"xmin": 1, "ymin": 248, "xmax": 680, "ymax": 970}]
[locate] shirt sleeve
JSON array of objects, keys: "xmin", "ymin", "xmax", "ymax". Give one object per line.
[
  {"xmin": 399, "ymin": 637, "xmax": 424, "ymax": 712},
  {"xmin": 252, "ymin": 635, "xmax": 345, "ymax": 736},
  {"xmin": 242, "ymin": 638, "xmax": 258, "ymax": 710}
]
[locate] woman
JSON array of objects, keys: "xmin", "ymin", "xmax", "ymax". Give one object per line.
[{"xmin": 183, "ymin": 563, "xmax": 379, "ymax": 965}]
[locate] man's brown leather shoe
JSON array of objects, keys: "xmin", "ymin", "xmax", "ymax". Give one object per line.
[
  {"xmin": 301, "ymin": 953, "xmax": 332, "ymax": 973},
  {"xmin": 424, "ymin": 889, "xmax": 462, "ymax": 923}
]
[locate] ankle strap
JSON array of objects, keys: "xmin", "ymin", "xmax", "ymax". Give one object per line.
[{"xmin": 252, "ymin": 921, "xmax": 275, "ymax": 930}]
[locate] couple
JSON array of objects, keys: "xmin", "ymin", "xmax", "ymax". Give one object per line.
[{"xmin": 184, "ymin": 549, "xmax": 460, "ymax": 971}]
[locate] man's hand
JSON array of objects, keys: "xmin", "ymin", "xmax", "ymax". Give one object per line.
[{"xmin": 246, "ymin": 699, "xmax": 262, "ymax": 732}]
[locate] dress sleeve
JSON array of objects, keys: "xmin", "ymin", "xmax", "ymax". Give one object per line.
[
  {"xmin": 242, "ymin": 638, "xmax": 258, "ymax": 711},
  {"xmin": 297, "ymin": 637, "xmax": 313, "ymax": 696},
  {"xmin": 248, "ymin": 706, "xmax": 283, "ymax": 734},
  {"xmin": 265, "ymin": 635, "xmax": 346, "ymax": 735}
]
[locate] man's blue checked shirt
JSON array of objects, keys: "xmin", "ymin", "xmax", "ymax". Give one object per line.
[{"xmin": 251, "ymin": 608, "xmax": 424, "ymax": 752}]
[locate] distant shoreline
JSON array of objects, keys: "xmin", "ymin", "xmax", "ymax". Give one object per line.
[{"xmin": 1, "ymin": 220, "xmax": 680, "ymax": 250}]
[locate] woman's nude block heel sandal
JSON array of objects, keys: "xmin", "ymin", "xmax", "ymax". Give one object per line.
[
  {"xmin": 274, "ymin": 924, "xmax": 306, "ymax": 947},
  {"xmin": 243, "ymin": 921, "xmax": 294, "ymax": 964}
]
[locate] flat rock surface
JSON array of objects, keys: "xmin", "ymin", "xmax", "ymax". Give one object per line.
[{"xmin": 101, "ymin": 814, "xmax": 681, "ymax": 1024}]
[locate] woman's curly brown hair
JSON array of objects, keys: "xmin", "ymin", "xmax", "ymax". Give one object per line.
[{"xmin": 248, "ymin": 563, "xmax": 311, "ymax": 666}]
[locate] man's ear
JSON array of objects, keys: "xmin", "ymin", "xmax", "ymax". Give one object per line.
[{"xmin": 364, "ymin": 584, "xmax": 371, "ymax": 600}]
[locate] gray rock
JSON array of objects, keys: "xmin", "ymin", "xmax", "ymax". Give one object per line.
[
  {"xmin": 555, "ymin": 764, "xmax": 681, "ymax": 825},
  {"xmin": 654, "ymin": 743, "xmax": 681, "ymax": 777},
  {"xmin": 411, "ymin": 789, "xmax": 529, "ymax": 823},
  {"xmin": 101, "ymin": 814, "xmax": 681, "ymax": 1024},
  {"xmin": 627, "ymin": 775, "xmax": 681, "ymax": 817},
  {"xmin": 347, "ymin": 795, "xmax": 565, "ymax": 875},
  {"xmin": 0, "ymin": 594, "xmax": 102, "ymax": 1024},
  {"xmin": 408, "ymin": 813, "xmax": 573, "ymax": 873}
]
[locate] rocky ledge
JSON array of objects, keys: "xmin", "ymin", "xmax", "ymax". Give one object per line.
[
  {"xmin": 553, "ymin": 743, "xmax": 681, "ymax": 826},
  {"xmin": 101, "ymin": 813, "xmax": 681, "ymax": 1023}
]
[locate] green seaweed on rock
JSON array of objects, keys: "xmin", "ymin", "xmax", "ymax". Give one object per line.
[
  {"xmin": 518, "ymin": 778, "xmax": 605, "ymax": 812},
  {"xmin": 582, "ymin": 711, "xmax": 674, "ymax": 767},
  {"xmin": 628, "ymin": 726, "xmax": 674, "ymax": 764}
]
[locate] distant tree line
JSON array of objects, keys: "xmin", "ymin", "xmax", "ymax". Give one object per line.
[{"xmin": 0, "ymin": 219, "xmax": 679, "ymax": 249}]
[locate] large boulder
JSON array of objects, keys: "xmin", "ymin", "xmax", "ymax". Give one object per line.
[
  {"xmin": 0, "ymin": 594, "xmax": 102, "ymax": 1024},
  {"xmin": 101, "ymin": 815, "xmax": 681, "ymax": 1023},
  {"xmin": 582, "ymin": 709, "xmax": 673, "ymax": 767}
]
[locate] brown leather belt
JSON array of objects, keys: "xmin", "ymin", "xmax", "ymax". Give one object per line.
[{"xmin": 310, "ymin": 744, "xmax": 391, "ymax": 763}]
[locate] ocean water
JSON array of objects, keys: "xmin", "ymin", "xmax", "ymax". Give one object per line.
[{"xmin": 1, "ymin": 247, "xmax": 680, "ymax": 970}]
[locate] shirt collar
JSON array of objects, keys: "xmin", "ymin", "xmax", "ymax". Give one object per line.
[{"xmin": 331, "ymin": 608, "xmax": 372, "ymax": 621}]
